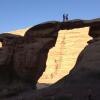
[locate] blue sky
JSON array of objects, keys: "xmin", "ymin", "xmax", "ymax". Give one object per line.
[{"xmin": 0, "ymin": 0, "xmax": 100, "ymax": 33}]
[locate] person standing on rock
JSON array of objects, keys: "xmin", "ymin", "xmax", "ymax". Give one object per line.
[{"xmin": 63, "ymin": 14, "xmax": 68, "ymax": 22}]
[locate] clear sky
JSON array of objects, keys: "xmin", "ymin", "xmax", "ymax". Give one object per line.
[{"xmin": 0, "ymin": 0, "xmax": 100, "ymax": 33}]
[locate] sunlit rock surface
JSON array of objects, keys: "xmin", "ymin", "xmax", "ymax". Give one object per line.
[
  {"xmin": 10, "ymin": 26, "xmax": 91, "ymax": 84},
  {"xmin": 39, "ymin": 27, "xmax": 91, "ymax": 83},
  {"xmin": 0, "ymin": 18, "xmax": 100, "ymax": 100},
  {"xmin": 10, "ymin": 27, "xmax": 29, "ymax": 36}
]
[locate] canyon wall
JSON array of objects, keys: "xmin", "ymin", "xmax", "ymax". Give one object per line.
[
  {"xmin": 39, "ymin": 27, "xmax": 91, "ymax": 83},
  {"xmin": 11, "ymin": 27, "xmax": 91, "ymax": 84},
  {"xmin": 0, "ymin": 19, "xmax": 100, "ymax": 100}
]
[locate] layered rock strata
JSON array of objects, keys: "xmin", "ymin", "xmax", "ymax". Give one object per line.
[
  {"xmin": 30, "ymin": 24, "xmax": 100, "ymax": 100},
  {"xmin": 9, "ymin": 25, "xmax": 90, "ymax": 84},
  {"xmin": 39, "ymin": 27, "xmax": 90, "ymax": 83},
  {"xmin": 0, "ymin": 18, "xmax": 100, "ymax": 99}
]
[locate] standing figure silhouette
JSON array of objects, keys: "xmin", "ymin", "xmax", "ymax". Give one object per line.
[{"xmin": 63, "ymin": 14, "xmax": 68, "ymax": 22}]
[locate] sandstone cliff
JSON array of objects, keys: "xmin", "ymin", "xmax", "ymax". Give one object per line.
[
  {"xmin": 0, "ymin": 18, "xmax": 100, "ymax": 100},
  {"xmin": 39, "ymin": 27, "xmax": 91, "ymax": 83},
  {"xmin": 29, "ymin": 23, "xmax": 100, "ymax": 100},
  {"xmin": 10, "ymin": 26, "xmax": 91, "ymax": 84}
]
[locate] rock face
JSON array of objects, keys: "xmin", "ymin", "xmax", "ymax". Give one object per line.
[
  {"xmin": 39, "ymin": 27, "xmax": 90, "ymax": 84},
  {"xmin": 0, "ymin": 18, "xmax": 100, "ymax": 100},
  {"xmin": 0, "ymin": 22, "xmax": 61, "ymax": 99},
  {"xmin": 30, "ymin": 24, "xmax": 100, "ymax": 100},
  {"xmin": 9, "ymin": 25, "xmax": 91, "ymax": 84}
]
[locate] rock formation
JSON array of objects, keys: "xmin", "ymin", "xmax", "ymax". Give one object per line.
[
  {"xmin": 0, "ymin": 18, "xmax": 100, "ymax": 100},
  {"xmin": 30, "ymin": 23, "xmax": 100, "ymax": 100},
  {"xmin": 38, "ymin": 27, "xmax": 90, "ymax": 84},
  {"xmin": 9, "ymin": 24, "xmax": 90, "ymax": 84},
  {"xmin": 0, "ymin": 21, "xmax": 61, "ymax": 99}
]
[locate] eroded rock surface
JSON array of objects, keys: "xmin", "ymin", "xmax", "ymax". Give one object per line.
[
  {"xmin": 0, "ymin": 18, "xmax": 100, "ymax": 100},
  {"xmin": 25, "ymin": 21, "xmax": 100, "ymax": 100},
  {"xmin": 0, "ymin": 22, "xmax": 61, "ymax": 99}
]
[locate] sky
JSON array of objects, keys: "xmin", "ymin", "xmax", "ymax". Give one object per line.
[{"xmin": 0, "ymin": 0, "xmax": 100, "ymax": 33}]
